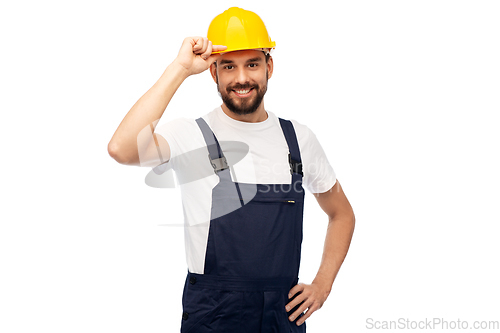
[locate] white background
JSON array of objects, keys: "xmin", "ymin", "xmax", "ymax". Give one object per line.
[{"xmin": 1, "ymin": 0, "xmax": 499, "ymax": 332}]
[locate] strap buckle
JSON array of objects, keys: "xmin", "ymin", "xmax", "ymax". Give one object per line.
[
  {"xmin": 288, "ymin": 153, "xmax": 303, "ymax": 176},
  {"xmin": 210, "ymin": 154, "xmax": 229, "ymax": 173}
]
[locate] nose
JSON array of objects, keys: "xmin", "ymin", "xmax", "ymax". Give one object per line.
[{"xmin": 234, "ymin": 67, "xmax": 250, "ymax": 85}]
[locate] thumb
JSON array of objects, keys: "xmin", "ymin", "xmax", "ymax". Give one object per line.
[
  {"xmin": 203, "ymin": 44, "xmax": 226, "ymax": 65},
  {"xmin": 205, "ymin": 53, "xmax": 222, "ymax": 65}
]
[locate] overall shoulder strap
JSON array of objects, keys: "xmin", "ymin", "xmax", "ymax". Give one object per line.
[
  {"xmin": 195, "ymin": 117, "xmax": 229, "ymax": 173},
  {"xmin": 278, "ymin": 118, "xmax": 303, "ymax": 177}
]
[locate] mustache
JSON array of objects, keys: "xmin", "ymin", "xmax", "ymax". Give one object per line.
[{"xmin": 226, "ymin": 84, "xmax": 258, "ymax": 92}]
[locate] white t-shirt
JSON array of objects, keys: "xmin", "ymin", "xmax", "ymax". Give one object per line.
[{"xmin": 156, "ymin": 106, "xmax": 336, "ymax": 273}]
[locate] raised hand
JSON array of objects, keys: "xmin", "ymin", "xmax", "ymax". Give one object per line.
[{"xmin": 174, "ymin": 36, "xmax": 227, "ymax": 76}]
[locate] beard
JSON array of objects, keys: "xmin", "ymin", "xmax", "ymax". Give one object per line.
[{"xmin": 216, "ymin": 73, "xmax": 268, "ymax": 115}]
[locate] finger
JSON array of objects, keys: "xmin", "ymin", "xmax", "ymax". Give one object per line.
[
  {"xmin": 296, "ymin": 304, "xmax": 318, "ymax": 326},
  {"xmin": 285, "ymin": 292, "xmax": 304, "ymax": 312},
  {"xmin": 205, "ymin": 53, "xmax": 221, "ymax": 65},
  {"xmin": 195, "ymin": 37, "xmax": 208, "ymax": 55},
  {"xmin": 211, "ymin": 45, "xmax": 228, "ymax": 53},
  {"xmin": 288, "ymin": 283, "xmax": 304, "ymax": 299},
  {"xmin": 202, "ymin": 37, "xmax": 209, "ymax": 53},
  {"xmin": 192, "ymin": 37, "xmax": 204, "ymax": 53},
  {"xmin": 290, "ymin": 299, "xmax": 313, "ymax": 323},
  {"xmin": 201, "ymin": 40, "xmax": 212, "ymax": 60}
]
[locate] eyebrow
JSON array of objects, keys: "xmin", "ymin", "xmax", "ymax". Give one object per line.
[
  {"xmin": 246, "ymin": 57, "xmax": 263, "ymax": 63},
  {"xmin": 219, "ymin": 57, "xmax": 263, "ymax": 65}
]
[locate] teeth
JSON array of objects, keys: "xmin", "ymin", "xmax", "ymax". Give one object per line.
[{"xmin": 235, "ymin": 89, "xmax": 251, "ymax": 94}]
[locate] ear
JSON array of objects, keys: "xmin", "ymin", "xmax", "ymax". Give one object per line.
[
  {"xmin": 267, "ymin": 56, "xmax": 274, "ymax": 79},
  {"xmin": 210, "ymin": 62, "xmax": 218, "ymax": 83}
]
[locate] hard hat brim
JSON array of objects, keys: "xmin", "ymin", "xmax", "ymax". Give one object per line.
[{"xmin": 211, "ymin": 45, "xmax": 275, "ymax": 55}]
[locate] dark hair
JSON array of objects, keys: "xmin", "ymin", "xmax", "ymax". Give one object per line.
[{"xmin": 264, "ymin": 51, "xmax": 271, "ymax": 62}]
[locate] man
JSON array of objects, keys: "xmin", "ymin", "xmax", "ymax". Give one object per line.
[{"xmin": 108, "ymin": 7, "xmax": 355, "ymax": 333}]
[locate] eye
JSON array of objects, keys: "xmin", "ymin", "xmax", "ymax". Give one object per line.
[
  {"xmin": 223, "ymin": 65, "xmax": 234, "ymax": 70},
  {"xmin": 248, "ymin": 63, "xmax": 258, "ymax": 68}
]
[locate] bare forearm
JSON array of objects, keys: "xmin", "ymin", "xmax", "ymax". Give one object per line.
[
  {"xmin": 108, "ymin": 37, "xmax": 225, "ymax": 165},
  {"xmin": 108, "ymin": 62, "xmax": 189, "ymax": 164},
  {"xmin": 312, "ymin": 213, "xmax": 355, "ymax": 294}
]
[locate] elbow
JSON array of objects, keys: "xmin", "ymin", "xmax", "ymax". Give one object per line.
[
  {"xmin": 329, "ymin": 210, "xmax": 355, "ymax": 233},
  {"xmin": 108, "ymin": 141, "xmax": 129, "ymax": 165}
]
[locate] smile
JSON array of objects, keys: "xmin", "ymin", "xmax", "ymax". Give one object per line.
[{"xmin": 232, "ymin": 88, "xmax": 254, "ymax": 97}]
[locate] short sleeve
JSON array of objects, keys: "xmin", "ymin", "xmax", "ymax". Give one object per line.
[
  {"xmin": 154, "ymin": 117, "xmax": 200, "ymax": 171},
  {"xmin": 291, "ymin": 120, "xmax": 337, "ymax": 194}
]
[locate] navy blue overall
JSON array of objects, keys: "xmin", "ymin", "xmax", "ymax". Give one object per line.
[{"xmin": 180, "ymin": 117, "xmax": 307, "ymax": 333}]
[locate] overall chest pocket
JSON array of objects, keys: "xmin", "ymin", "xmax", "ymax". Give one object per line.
[{"xmin": 211, "ymin": 196, "xmax": 303, "ymax": 277}]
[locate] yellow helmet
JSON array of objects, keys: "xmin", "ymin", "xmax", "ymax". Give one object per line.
[{"xmin": 207, "ymin": 7, "xmax": 276, "ymax": 54}]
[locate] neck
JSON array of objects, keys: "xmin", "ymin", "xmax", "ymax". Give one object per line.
[{"xmin": 220, "ymin": 103, "xmax": 268, "ymax": 123}]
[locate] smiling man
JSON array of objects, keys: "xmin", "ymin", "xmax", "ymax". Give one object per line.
[
  {"xmin": 108, "ymin": 7, "xmax": 355, "ymax": 333},
  {"xmin": 214, "ymin": 50, "xmax": 271, "ymax": 117}
]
